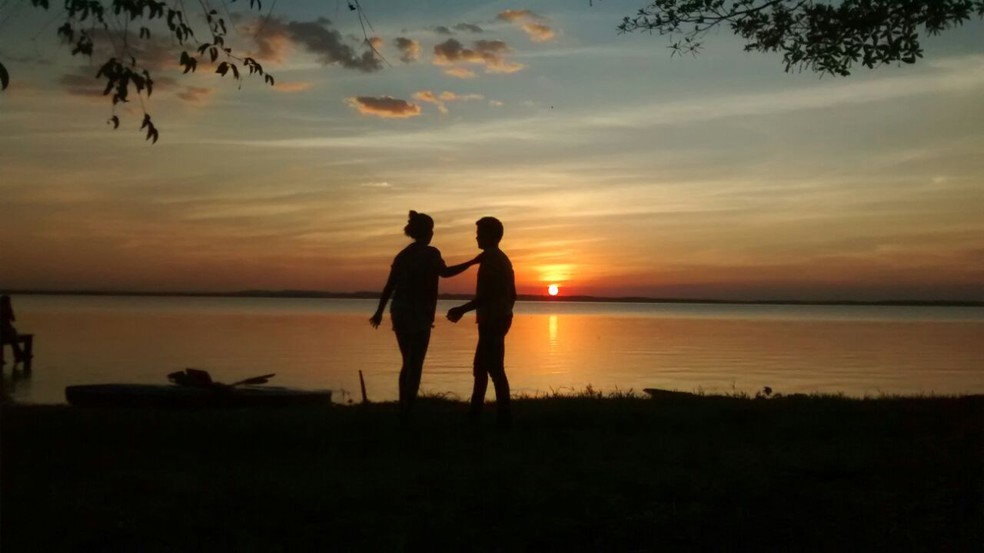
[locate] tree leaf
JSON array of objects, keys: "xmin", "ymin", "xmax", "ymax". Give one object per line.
[
  {"xmin": 0, "ymin": 62, "xmax": 8, "ymax": 91},
  {"xmin": 108, "ymin": 115, "xmax": 119, "ymax": 129}
]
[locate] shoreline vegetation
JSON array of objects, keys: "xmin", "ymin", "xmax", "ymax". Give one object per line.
[
  {"xmin": 4, "ymin": 289, "xmax": 983, "ymax": 307},
  {"xmin": 2, "ymin": 391, "xmax": 981, "ymax": 550}
]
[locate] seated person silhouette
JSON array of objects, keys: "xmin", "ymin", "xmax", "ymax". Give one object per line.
[{"xmin": 1, "ymin": 295, "xmax": 26, "ymax": 364}]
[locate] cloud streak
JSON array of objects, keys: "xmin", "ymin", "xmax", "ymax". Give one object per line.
[
  {"xmin": 176, "ymin": 86, "xmax": 214, "ymax": 105},
  {"xmin": 414, "ymin": 90, "xmax": 485, "ymax": 114},
  {"xmin": 274, "ymin": 81, "xmax": 314, "ymax": 93},
  {"xmin": 347, "ymin": 96, "xmax": 421, "ymax": 118},
  {"xmin": 444, "ymin": 67, "xmax": 477, "ymax": 79}
]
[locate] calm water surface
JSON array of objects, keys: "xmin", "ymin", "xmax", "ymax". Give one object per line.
[{"xmin": 3, "ymin": 295, "xmax": 982, "ymax": 404}]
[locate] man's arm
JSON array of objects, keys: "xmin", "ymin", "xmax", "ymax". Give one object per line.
[{"xmin": 446, "ymin": 298, "xmax": 481, "ymax": 323}]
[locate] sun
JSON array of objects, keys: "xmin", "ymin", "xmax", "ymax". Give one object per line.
[{"xmin": 547, "ymin": 284, "xmax": 560, "ymax": 296}]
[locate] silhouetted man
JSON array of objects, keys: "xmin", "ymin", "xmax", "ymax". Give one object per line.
[{"xmin": 447, "ymin": 217, "xmax": 517, "ymax": 427}]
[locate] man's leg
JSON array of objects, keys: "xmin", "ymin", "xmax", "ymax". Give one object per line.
[
  {"xmin": 487, "ymin": 319, "xmax": 512, "ymax": 425},
  {"xmin": 470, "ymin": 329, "xmax": 491, "ymax": 418}
]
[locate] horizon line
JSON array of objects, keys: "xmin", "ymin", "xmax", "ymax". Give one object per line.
[{"xmin": 3, "ymin": 289, "xmax": 981, "ymax": 308}]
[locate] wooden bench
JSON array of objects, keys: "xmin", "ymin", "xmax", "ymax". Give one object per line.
[{"xmin": 1, "ymin": 334, "xmax": 33, "ymax": 366}]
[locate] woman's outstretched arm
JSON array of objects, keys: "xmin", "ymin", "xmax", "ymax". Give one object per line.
[
  {"xmin": 369, "ymin": 270, "xmax": 397, "ymax": 328},
  {"xmin": 440, "ymin": 253, "xmax": 482, "ymax": 278}
]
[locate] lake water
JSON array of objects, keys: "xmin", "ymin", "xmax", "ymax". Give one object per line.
[{"xmin": 2, "ymin": 295, "xmax": 982, "ymax": 404}]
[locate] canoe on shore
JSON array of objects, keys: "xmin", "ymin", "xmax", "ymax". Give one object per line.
[
  {"xmin": 64, "ymin": 369, "xmax": 332, "ymax": 408},
  {"xmin": 643, "ymin": 388, "xmax": 698, "ymax": 399},
  {"xmin": 65, "ymin": 384, "xmax": 333, "ymax": 408}
]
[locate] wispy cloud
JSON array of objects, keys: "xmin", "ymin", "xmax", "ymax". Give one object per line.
[
  {"xmin": 176, "ymin": 86, "xmax": 214, "ymax": 105},
  {"xmin": 414, "ymin": 90, "xmax": 485, "ymax": 114},
  {"xmin": 59, "ymin": 74, "xmax": 108, "ymax": 99},
  {"xmin": 445, "ymin": 67, "xmax": 477, "ymax": 79},
  {"xmin": 274, "ymin": 81, "xmax": 314, "ymax": 93},
  {"xmin": 346, "ymin": 96, "xmax": 421, "ymax": 118},
  {"xmin": 454, "ymin": 23, "xmax": 484, "ymax": 33},
  {"xmin": 578, "ymin": 55, "xmax": 984, "ymax": 131},
  {"xmin": 431, "ymin": 22, "xmax": 485, "ymax": 36}
]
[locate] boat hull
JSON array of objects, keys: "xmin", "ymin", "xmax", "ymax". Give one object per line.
[{"xmin": 65, "ymin": 384, "xmax": 332, "ymax": 408}]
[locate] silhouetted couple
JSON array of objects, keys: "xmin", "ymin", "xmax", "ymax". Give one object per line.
[{"xmin": 370, "ymin": 212, "xmax": 516, "ymax": 426}]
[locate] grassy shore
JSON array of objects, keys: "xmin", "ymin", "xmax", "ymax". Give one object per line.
[{"xmin": 2, "ymin": 392, "xmax": 981, "ymax": 551}]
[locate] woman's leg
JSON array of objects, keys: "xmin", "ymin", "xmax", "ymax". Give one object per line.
[
  {"xmin": 397, "ymin": 329, "xmax": 431, "ymax": 413},
  {"xmin": 403, "ymin": 329, "xmax": 430, "ymax": 412},
  {"xmin": 395, "ymin": 331, "xmax": 412, "ymax": 409}
]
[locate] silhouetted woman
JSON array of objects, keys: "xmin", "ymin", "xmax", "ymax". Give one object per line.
[{"xmin": 370, "ymin": 211, "xmax": 480, "ymax": 414}]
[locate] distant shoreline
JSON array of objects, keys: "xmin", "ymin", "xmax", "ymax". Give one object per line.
[{"xmin": 4, "ymin": 289, "xmax": 981, "ymax": 308}]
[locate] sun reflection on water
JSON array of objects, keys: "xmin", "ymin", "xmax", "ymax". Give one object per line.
[{"xmin": 548, "ymin": 314, "xmax": 558, "ymax": 348}]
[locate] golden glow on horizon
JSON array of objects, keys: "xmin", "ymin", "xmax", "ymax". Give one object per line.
[
  {"xmin": 537, "ymin": 264, "xmax": 574, "ymax": 287},
  {"xmin": 548, "ymin": 284, "xmax": 560, "ymax": 296}
]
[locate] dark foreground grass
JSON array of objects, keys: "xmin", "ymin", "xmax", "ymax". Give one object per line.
[{"xmin": 2, "ymin": 393, "xmax": 982, "ymax": 551}]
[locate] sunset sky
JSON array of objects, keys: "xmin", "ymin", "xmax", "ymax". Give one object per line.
[{"xmin": 1, "ymin": 1, "xmax": 982, "ymax": 301}]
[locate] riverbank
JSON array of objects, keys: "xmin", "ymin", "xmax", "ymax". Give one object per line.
[{"xmin": 2, "ymin": 393, "xmax": 981, "ymax": 551}]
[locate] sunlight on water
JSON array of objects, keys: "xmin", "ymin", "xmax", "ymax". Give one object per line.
[{"xmin": 3, "ymin": 296, "xmax": 982, "ymax": 404}]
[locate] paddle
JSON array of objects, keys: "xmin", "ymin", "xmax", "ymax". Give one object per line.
[
  {"xmin": 168, "ymin": 369, "xmax": 276, "ymax": 388},
  {"xmin": 227, "ymin": 373, "xmax": 277, "ymax": 387}
]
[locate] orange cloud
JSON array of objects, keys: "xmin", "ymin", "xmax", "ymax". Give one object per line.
[
  {"xmin": 496, "ymin": 9, "xmax": 556, "ymax": 42},
  {"xmin": 414, "ymin": 90, "xmax": 485, "ymax": 114},
  {"xmin": 347, "ymin": 96, "xmax": 421, "ymax": 118},
  {"xmin": 394, "ymin": 37, "xmax": 421, "ymax": 63},
  {"xmin": 445, "ymin": 67, "xmax": 477, "ymax": 79},
  {"xmin": 414, "ymin": 90, "xmax": 448, "ymax": 114},
  {"xmin": 433, "ymin": 38, "xmax": 524, "ymax": 74},
  {"xmin": 274, "ymin": 81, "xmax": 314, "ymax": 93},
  {"xmin": 496, "ymin": 9, "xmax": 536, "ymax": 22},
  {"xmin": 521, "ymin": 22, "xmax": 555, "ymax": 42},
  {"xmin": 247, "ymin": 28, "xmax": 294, "ymax": 63}
]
